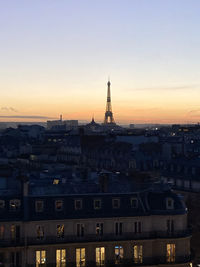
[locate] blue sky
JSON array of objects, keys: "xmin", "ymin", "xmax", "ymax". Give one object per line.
[{"xmin": 0, "ymin": 0, "xmax": 200, "ymax": 123}]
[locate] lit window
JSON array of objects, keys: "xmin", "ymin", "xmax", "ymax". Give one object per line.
[
  {"xmin": 115, "ymin": 222, "xmax": 123, "ymax": 235},
  {"xmin": 166, "ymin": 244, "xmax": 175, "ymax": 262},
  {"xmin": 76, "ymin": 248, "xmax": 85, "ymax": 267},
  {"xmin": 115, "ymin": 246, "xmax": 123, "ymax": 264},
  {"xmin": 134, "ymin": 222, "xmax": 142, "ymax": 233},
  {"xmin": 53, "ymin": 179, "xmax": 60, "ymax": 185},
  {"xmin": 112, "ymin": 199, "xmax": 120, "ymax": 209},
  {"xmin": 133, "ymin": 245, "xmax": 143, "ymax": 263},
  {"xmin": 56, "ymin": 249, "xmax": 66, "ymax": 267},
  {"xmin": 36, "ymin": 250, "xmax": 46, "ymax": 267},
  {"xmin": 166, "ymin": 198, "xmax": 174, "ymax": 209},
  {"xmin": 96, "ymin": 247, "xmax": 105, "ymax": 266},
  {"xmin": 35, "ymin": 200, "xmax": 44, "ymax": 212},
  {"xmin": 75, "ymin": 199, "xmax": 82, "ymax": 210},
  {"xmin": 77, "ymin": 224, "xmax": 84, "ymax": 237},
  {"xmin": 96, "ymin": 223, "xmax": 103, "ymax": 236},
  {"xmin": 55, "ymin": 200, "xmax": 63, "ymax": 211},
  {"xmin": 57, "ymin": 225, "xmax": 64, "ymax": 238},
  {"xmin": 0, "ymin": 200, "xmax": 5, "ymax": 209},
  {"xmin": 36, "ymin": 225, "xmax": 44, "ymax": 240},
  {"xmin": 130, "ymin": 198, "xmax": 138, "ymax": 208},
  {"xmin": 94, "ymin": 199, "xmax": 101, "ymax": 209},
  {"xmin": 10, "ymin": 199, "xmax": 21, "ymax": 211},
  {"xmin": 0, "ymin": 226, "xmax": 4, "ymax": 239}
]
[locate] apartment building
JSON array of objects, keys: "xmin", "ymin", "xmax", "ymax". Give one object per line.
[{"xmin": 0, "ymin": 175, "xmax": 191, "ymax": 267}]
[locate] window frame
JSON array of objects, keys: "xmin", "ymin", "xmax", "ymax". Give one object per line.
[
  {"xmin": 130, "ymin": 197, "xmax": 138, "ymax": 208},
  {"xmin": 9, "ymin": 199, "xmax": 21, "ymax": 211},
  {"xmin": 75, "ymin": 199, "xmax": 82, "ymax": 210},
  {"xmin": 94, "ymin": 199, "xmax": 101, "ymax": 210},
  {"xmin": 55, "ymin": 200, "xmax": 63, "ymax": 212},
  {"xmin": 112, "ymin": 198, "xmax": 120, "ymax": 209},
  {"xmin": 35, "ymin": 200, "xmax": 44, "ymax": 213},
  {"xmin": 36, "ymin": 250, "xmax": 46, "ymax": 266},
  {"xmin": 166, "ymin": 198, "xmax": 174, "ymax": 210}
]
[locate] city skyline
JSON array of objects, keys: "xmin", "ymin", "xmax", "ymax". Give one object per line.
[{"xmin": 1, "ymin": 1, "xmax": 200, "ymax": 124}]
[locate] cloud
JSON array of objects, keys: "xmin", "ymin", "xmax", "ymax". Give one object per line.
[
  {"xmin": 0, "ymin": 115, "xmax": 55, "ymax": 119},
  {"xmin": 1, "ymin": 106, "xmax": 18, "ymax": 112},
  {"xmin": 132, "ymin": 84, "xmax": 199, "ymax": 91}
]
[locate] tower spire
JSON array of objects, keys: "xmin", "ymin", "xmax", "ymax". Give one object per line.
[{"xmin": 104, "ymin": 80, "xmax": 115, "ymax": 124}]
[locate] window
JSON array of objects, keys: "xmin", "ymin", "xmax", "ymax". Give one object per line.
[
  {"xmin": 0, "ymin": 200, "xmax": 5, "ymax": 209},
  {"xmin": 94, "ymin": 199, "xmax": 101, "ymax": 209},
  {"xmin": 75, "ymin": 199, "xmax": 82, "ymax": 210},
  {"xmin": 53, "ymin": 179, "xmax": 60, "ymax": 185},
  {"xmin": 134, "ymin": 222, "xmax": 142, "ymax": 233},
  {"xmin": 35, "ymin": 200, "xmax": 44, "ymax": 212},
  {"xmin": 36, "ymin": 225, "xmax": 44, "ymax": 240},
  {"xmin": 96, "ymin": 223, "xmax": 103, "ymax": 236},
  {"xmin": 56, "ymin": 249, "xmax": 66, "ymax": 267},
  {"xmin": 0, "ymin": 226, "xmax": 4, "ymax": 239},
  {"xmin": 133, "ymin": 245, "xmax": 143, "ymax": 263},
  {"xmin": 115, "ymin": 246, "xmax": 123, "ymax": 264},
  {"xmin": 55, "ymin": 200, "xmax": 63, "ymax": 211},
  {"xmin": 166, "ymin": 244, "xmax": 175, "ymax": 262},
  {"xmin": 115, "ymin": 222, "xmax": 123, "ymax": 235},
  {"xmin": 10, "ymin": 199, "xmax": 21, "ymax": 211},
  {"xmin": 57, "ymin": 225, "xmax": 64, "ymax": 238},
  {"xmin": 166, "ymin": 198, "xmax": 174, "ymax": 209},
  {"xmin": 131, "ymin": 198, "xmax": 138, "ymax": 208},
  {"xmin": 76, "ymin": 248, "xmax": 85, "ymax": 267},
  {"xmin": 112, "ymin": 199, "xmax": 120, "ymax": 209},
  {"xmin": 10, "ymin": 225, "xmax": 20, "ymax": 242},
  {"xmin": 10, "ymin": 252, "xmax": 21, "ymax": 267},
  {"xmin": 167, "ymin": 220, "xmax": 174, "ymax": 234},
  {"xmin": 77, "ymin": 224, "xmax": 84, "ymax": 237},
  {"xmin": 96, "ymin": 247, "xmax": 105, "ymax": 266},
  {"xmin": 36, "ymin": 250, "xmax": 46, "ymax": 267}
]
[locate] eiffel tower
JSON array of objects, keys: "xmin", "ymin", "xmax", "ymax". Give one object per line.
[{"xmin": 104, "ymin": 80, "xmax": 116, "ymax": 124}]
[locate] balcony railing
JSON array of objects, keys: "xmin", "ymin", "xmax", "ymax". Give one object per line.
[
  {"xmin": 0, "ymin": 229, "xmax": 191, "ymax": 247},
  {"xmin": 25, "ymin": 256, "xmax": 192, "ymax": 267}
]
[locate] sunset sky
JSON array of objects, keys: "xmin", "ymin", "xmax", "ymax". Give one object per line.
[{"xmin": 1, "ymin": 0, "xmax": 200, "ymax": 124}]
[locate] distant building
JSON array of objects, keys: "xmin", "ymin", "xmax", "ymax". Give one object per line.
[{"xmin": 47, "ymin": 115, "xmax": 78, "ymax": 131}]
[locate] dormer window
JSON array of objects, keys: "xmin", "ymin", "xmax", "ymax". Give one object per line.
[
  {"xmin": 10, "ymin": 199, "xmax": 21, "ymax": 211},
  {"xmin": 55, "ymin": 200, "xmax": 63, "ymax": 211},
  {"xmin": 94, "ymin": 199, "xmax": 101, "ymax": 210},
  {"xmin": 112, "ymin": 198, "xmax": 120, "ymax": 209},
  {"xmin": 166, "ymin": 198, "xmax": 174, "ymax": 209},
  {"xmin": 35, "ymin": 200, "xmax": 44, "ymax": 212},
  {"xmin": 75, "ymin": 199, "xmax": 82, "ymax": 210},
  {"xmin": 130, "ymin": 198, "xmax": 138, "ymax": 208}
]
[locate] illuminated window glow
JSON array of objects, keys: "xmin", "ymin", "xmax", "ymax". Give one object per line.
[
  {"xmin": 115, "ymin": 246, "xmax": 123, "ymax": 264},
  {"xmin": 76, "ymin": 248, "xmax": 85, "ymax": 267},
  {"xmin": 57, "ymin": 225, "xmax": 64, "ymax": 238},
  {"xmin": 36, "ymin": 250, "xmax": 46, "ymax": 267},
  {"xmin": 56, "ymin": 249, "xmax": 66, "ymax": 267},
  {"xmin": 166, "ymin": 244, "xmax": 175, "ymax": 262},
  {"xmin": 96, "ymin": 247, "xmax": 105, "ymax": 266},
  {"xmin": 133, "ymin": 245, "xmax": 143, "ymax": 263}
]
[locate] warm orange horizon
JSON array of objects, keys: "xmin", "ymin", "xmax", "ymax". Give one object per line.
[{"xmin": 1, "ymin": 1, "xmax": 200, "ymax": 125}]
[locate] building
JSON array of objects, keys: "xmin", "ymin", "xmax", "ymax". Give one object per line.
[{"xmin": 0, "ymin": 172, "xmax": 191, "ymax": 267}]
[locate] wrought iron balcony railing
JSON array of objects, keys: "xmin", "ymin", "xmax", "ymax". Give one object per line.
[{"xmin": 0, "ymin": 229, "xmax": 192, "ymax": 247}]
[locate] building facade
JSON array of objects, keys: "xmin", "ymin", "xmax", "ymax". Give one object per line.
[{"xmin": 0, "ymin": 180, "xmax": 191, "ymax": 267}]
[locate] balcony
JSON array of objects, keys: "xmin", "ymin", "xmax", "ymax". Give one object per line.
[{"xmin": 0, "ymin": 229, "xmax": 191, "ymax": 247}]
